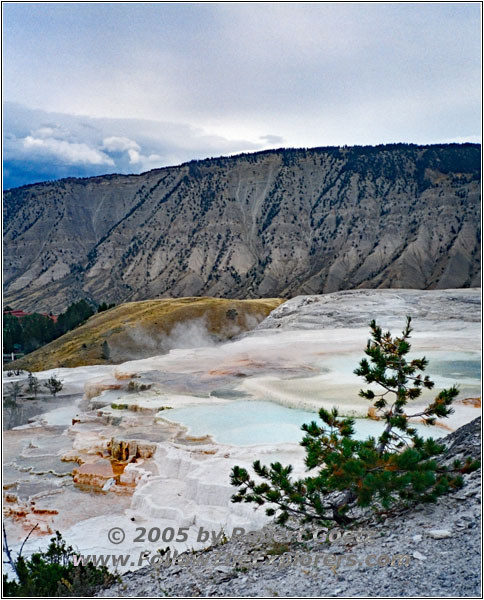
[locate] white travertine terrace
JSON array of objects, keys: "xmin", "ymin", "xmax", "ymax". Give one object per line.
[{"xmin": 3, "ymin": 289, "xmax": 480, "ymax": 569}]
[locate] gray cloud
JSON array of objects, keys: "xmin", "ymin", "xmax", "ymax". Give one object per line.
[
  {"xmin": 3, "ymin": 102, "xmax": 270, "ymax": 187},
  {"xmin": 2, "ymin": 3, "xmax": 481, "ymax": 187},
  {"xmin": 259, "ymin": 135, "xmax": 285, "ymax": 145}
]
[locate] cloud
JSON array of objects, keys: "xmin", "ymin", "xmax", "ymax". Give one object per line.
[
  {"xmin": 32, "ymin": 124, "xmax": 69, "ymax": 139},
  {"xmin": 102, "ymin": 136, "xmax": 143, "ymax": 164},
  {"xmin": 102, "ymin": 136, "xmax": 140, "ymax": 153},
  {"xmin": 3, "ymin": 102, "xmax": 264, "ymax": 188},
  {"xmin": 101, "ymin": 137, "xmax": 166, "ymax": 167},
  {"xmin": 23, "ymin": 135, "xmax": 114, "ymax": 166},
  {"xmin": 260, "ymin": 135, "xmax": 285, "ymax": 145},
  {"xmin": 2, "ymin": 4, "xmax": 480, "ymax": 187}
]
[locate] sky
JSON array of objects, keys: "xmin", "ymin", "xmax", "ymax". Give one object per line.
[{"xmin": 2, "ymin": 2, "xmax": 481, "ymax": 189}]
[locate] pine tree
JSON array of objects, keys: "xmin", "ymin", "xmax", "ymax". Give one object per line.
[
  {"xmin": 2, "ymin": 528, "xmax": 113, "ymax": 596},
  {"xmin": 3, "ymin": 315, "xmax": 22, "ymax": 353},
  {"xmin": 44, "ymin": 375, "xmax": 63, "ymax": 398},
  {"xmin": 97, "ymin": 302, "xmax": 108, "ymax": 313},
  {"xmin": 25, "ymin": 372, "xmax": 41, "ymax": 398},
  {"xmin": 56, "ymin": 299, "xmax": 94, "ymax": 335},
  {"xmin": 231, "ymin": 317, "xmax": 479, "ymax": 526},
  {"xmin": 7, "ymin": 381, "xmax": 22, "ymax": 403}
]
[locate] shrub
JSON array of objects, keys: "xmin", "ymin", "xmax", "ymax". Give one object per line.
[
  {"xmin": 3, "ymin": 530, "xmax": 114, "ymax": 597},
  {"xmin": 126, "ymin": 380, "xmax": 151, "ymax": 393},
  {"xmin": 230, "ymin": 317, "xmax": 479, "ymax": 526}
]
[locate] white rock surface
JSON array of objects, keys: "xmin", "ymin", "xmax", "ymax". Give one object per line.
[
  {"xmin": 3, "ymin": 289, "xmax": 480, "ymax": 575},
  {"xmin": 255, "ymin": 288, "xmax": 480, "ymax": 331},
  {"xmin": 428, "ymin": 529, "xmax": 452, "ymax": 539}
]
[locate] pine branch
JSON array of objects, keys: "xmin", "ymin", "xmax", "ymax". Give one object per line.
[{"xmin": 18, "ymin": 523, "xmax": 39, "ymax": 558}]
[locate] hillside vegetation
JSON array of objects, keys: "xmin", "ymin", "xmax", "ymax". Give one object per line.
[
  {"xmin": 4, "ymin": 144, "xmax": 480, "ymax": 313},
  {"xmin": 8, "ymin": 297, "xmax": 282, "ymax": 371}
]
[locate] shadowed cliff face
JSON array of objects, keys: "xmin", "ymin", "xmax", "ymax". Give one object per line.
[{"xmin": 3, "ymin": 143, "xmax": 481, "ymax": 312}]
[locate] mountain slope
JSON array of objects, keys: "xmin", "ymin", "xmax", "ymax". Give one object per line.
[{"xmin": 4, "ymin": 144, "xmax": 481, "ymax": 312}]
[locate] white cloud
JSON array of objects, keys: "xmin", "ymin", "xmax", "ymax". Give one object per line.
[
  {"xmin": 102, "ymin": 136, "xmax": 143, "ymax": 164},
  {"xmin": 102, "ymin": 136, "xmax": 140, "ymax": 153},
  {"xmin": 127, "ymin": 148, "xmax": 141, "ymax": 164},
  {"xmin": 23, "ymin": 135, "xmax": 115, "ymax": 166},
  {"xmin": 32, "ymin": 124, "xmax": 69, "ymax": 139},
  {"xmin": 3, "ymin": 102, "xmax": 264, "ymax": 186}
]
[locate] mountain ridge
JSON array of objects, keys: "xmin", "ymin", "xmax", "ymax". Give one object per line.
[
  {"xmin": 4, "ymin": 142, "xmax": 479, "ymax": 193},
  {"xmin": 4, "ymin": 143, "xmax": 481, "ymax": 312}
]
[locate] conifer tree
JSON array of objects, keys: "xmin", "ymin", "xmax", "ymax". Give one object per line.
[
  {"xmin": 7, "ymin": 381, "xmax": 22, "ymax": 403},
  {"xmin": 231, "ymin": 317, "xmax": 479, "ymax": 525},
  {"xmin": 44, "ymin": 375, "xmax": 63, "ymax": 398},
  {"xmin": 26, "ymin": 372, "xmax": 41, "ymax": 398}
]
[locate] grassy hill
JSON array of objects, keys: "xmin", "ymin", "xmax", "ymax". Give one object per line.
[{"xmin": 7, "ymin": 297, "xmax": 282, "ymax": 372}]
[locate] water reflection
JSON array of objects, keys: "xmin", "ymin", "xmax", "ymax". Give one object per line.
[
  {"xmin": 3, "ymin": 397, "xmax": 43, "ymax": 430},
  {"xmin": 2, "ymin": 395, "xmax": 78, "ymax": 431}
]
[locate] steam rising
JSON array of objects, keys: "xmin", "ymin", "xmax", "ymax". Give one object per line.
[
  {"xmin": 164, "ymin": 318, "xmax": 218, "ymax": 350},
  {"xmin": 112, "ymin": 314, "xmax": 265, "ymax": 362}
]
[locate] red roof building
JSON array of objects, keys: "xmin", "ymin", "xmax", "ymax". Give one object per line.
[{"xmin": 3, "ymin": 309, "xmax": 58, "ymax": 322}]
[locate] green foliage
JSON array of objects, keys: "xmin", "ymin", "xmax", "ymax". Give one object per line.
[
  {"xmin": 3, "ymin": 313, "xmax": 57, "ymax": 354},
  {"xmin": 354, "ymin": 317, "xmax": 457, "ymax": 446},
  {"xmin": 230, "ymin": 317, "xmax": 480, "ymax": 525},
  {"xmin": 97, "ymin": 302, "xmax": 115, "ymax": 313},
  {"xmin": 3, "ymin": 300, "xmax": 95, "ymax": 356},
  {"xmin": 56, "ymin": 300, "xmax": 94, "ymax": 336},
  {"xmin": 3, "ymin": 531, "xmax": 114, "ymax": 597},
  {"xmin": 22, "ymin": 314, "xmax": 58, "ymax": 353},
  {"xmin": 3, "ymin": 314, "xmax": 23, "ymax": 354}
]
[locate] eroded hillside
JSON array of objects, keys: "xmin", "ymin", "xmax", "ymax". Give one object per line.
[{"xmin": 4, "ymin": 144, "xmax": 480, "ymax": 312}]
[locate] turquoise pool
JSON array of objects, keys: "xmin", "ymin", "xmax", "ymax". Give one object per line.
[{"xmin": 163, "ymin": 400, "xmax": 445, "ymax": 446}]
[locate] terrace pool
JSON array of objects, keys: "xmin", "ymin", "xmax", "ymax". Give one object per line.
[{"xmin": 162, "ymin": 400, "xmax": 445, "ymax": 446}]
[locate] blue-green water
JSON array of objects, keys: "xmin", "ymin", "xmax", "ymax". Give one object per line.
[
  {"xmin": 430, "ymin": 359, "xmax": 481, "ymax": 381},
  {"xmin": 162, "ymin": 352, "xmax": 480, "ymax": 446},
  {"xmin": 163, "ymin": 400, "xmax": 444, "ymax": 446}
]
